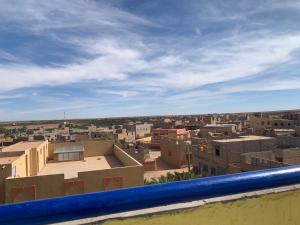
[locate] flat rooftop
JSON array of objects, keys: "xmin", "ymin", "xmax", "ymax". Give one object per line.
[
  {"xmin": 0, "ymin": 156, "xmax": 20, "ymax": 165},
  {"xmin": 38, "ymin": 156, "xmax": 123, "ymax": 179},
  {"xmin": 2, "ymin": 141, "xmax": 45, "ymax": 152},
  {"xmin": 204, "ymin": 124, "xmax": 234, "ymax": 127},
  {"xmin": 213, "ymin": 135, "xmax": 274, "ymax": 143}
]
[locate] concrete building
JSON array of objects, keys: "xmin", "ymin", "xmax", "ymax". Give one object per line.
[
  {"xmin": 296, "ymin": 126, "xmax": 300, "ymax": 137},
  {"xmin": 160, "ymin": 137, "xmax": 191, "ymax": 168},
  {"xmin": 114, "ymin": 129, "xmax": 135, "ymax": 143},
  {"xmin": 241, "ymin": 147, "xmax": 300, "ymax": 171},
  {"xmin": 0, "ymin": 140, "xmax": 143, "ymax": 204},
  {"xmin": 150, "ymin": 128, "xmax": 188, "ymax": 148},
  {"xmin": 192, "ymin": 136, "xmax": 276, "ymax": 176},
  {"xmin": 127, "ymin": 123, "xmax": 152, "ymax": 139},
  {"xmin": 249, "ymin": 116, "xmax": 294, "ymax": 135},
  {"xmin": 198, "ymin": 124, "xmax": 238, "ymax": 138}
]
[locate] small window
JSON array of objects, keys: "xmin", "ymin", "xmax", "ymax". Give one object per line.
[
  {"xmin": 280, "ymin": 122, "xmax": 284, "ymax": 126},
  {"xmin": 261, "ymin": 121, "xmax": 265, "ymax": 126},
  {"xmin": 211, "ymin": 167, "xmax": 216, "ymax": 176},
  {"xmin": 274, "ymin": 123, "xmax": 278, "ymax": 126},
  {"xmin": 63, "ymin": 153, "xmax": 68, "ymax": 161},
  {"xmin": 215, "ymin": 146, "xmax": 220, "ymax": 156},
  {"xmin": 74, "ymin": 152, "xmax": 80, "ymax": 160},
  {"xmin": 203, "ymin": 164, "xmax": 208, "ymax": 172},
  {"xmin": 275, "ymin": 157, "xmax": 283, "ymax": 162},
  {"xmin": 12, "ymin": 166, "xmax": 16, "ymax": 178},
  {"xmin": 168, "ymin": 151, "xmax": 172, "ymax": 157},
  {"xmin": 267, "ymin": 121, "xmax": 270, "ymax": 125},
  {"xmin": 58, "ymin": 153, "xmax": 64, "ymax": 161}
]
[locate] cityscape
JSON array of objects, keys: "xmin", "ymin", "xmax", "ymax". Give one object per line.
[
  {"xmin": 0, "ymin": 110, "xmax": 300, "ymax": 202},
  {"xmin": 1, "ymin": 0, "xmax": 300, "ymax": 224}
]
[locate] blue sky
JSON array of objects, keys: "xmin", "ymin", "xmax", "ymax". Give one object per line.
[{"xmin": 0, "ymin": 0, "xmax": 300, "ymax": 121}]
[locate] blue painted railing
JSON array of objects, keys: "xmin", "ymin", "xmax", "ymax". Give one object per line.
[{"xmin": 1, "ymin": 166, "xmax": 300, "ymax": 225}]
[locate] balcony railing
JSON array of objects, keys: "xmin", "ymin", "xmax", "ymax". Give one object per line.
[{"xmin": 0, "ymin": 166, "xmax": 300, "ymax": 225}]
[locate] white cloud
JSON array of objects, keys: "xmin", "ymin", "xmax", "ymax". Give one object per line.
[
  {"xmin": 1, "ymin": 0, "xmax": 300, "ymax": 120},
  {"xmin": 0, "ymin": 0, "xmax": 155, "ymax": 32},
  {"xmin": 0, "ymin": 50, "xmax": 19, "ymax": 62}
]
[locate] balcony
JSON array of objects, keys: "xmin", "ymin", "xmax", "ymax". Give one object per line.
[{"xmin": 0, "ymin": 166, "xmax": 300, "ymax": 224}]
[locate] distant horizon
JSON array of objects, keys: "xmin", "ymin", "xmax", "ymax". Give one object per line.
[
  {"xmin": 0, "ymin": 1, "xmax": 300, "ymax": 121},
  {"xmin": 1, "ymin": 107, "xmax": 299, "ymax": 124}
]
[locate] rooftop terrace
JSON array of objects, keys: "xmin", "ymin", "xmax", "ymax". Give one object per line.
[
  {"xmin": 0, "ymin": 156, "xmax": 20, "ymax": 165},
  {"xmin": 1, "ymin": 141, "xmax": 45, "ymax": 152},
  {"xmin": 214, "ymin": 135, "xmax": 274, "ymax": 143},
  {"xmin": 38, "ymin": 155, "xmax": 123, "ymax": 179}
]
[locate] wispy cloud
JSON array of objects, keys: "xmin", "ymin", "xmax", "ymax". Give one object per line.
[
  {"xmin": 0, "ymin": 50, "xmax": 19, "ymax": 62},
  {"xmin": 0, "ymin": 0, "xmax": 300, "ymax": 120}
]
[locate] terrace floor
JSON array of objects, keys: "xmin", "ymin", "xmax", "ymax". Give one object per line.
[{"xmin": 38, "ymin": 155, "xmax": 123, "ymax": 179}]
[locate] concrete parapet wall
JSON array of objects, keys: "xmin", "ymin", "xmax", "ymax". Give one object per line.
[
  {"xmin": 49, "ymin": 140, "xmax": 114, "ymax": 159},
  {"xmin": 113, "ymin": 145, "xmax": 142, "ymax": 167},
  {"xmin": 98, "ymin": 185, "xmax": 300, "ymax": 225}
]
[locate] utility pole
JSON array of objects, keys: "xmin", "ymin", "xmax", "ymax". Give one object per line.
[{"xmin": 186, "ymin": 145, "xmax": 191, "ymax": 174}]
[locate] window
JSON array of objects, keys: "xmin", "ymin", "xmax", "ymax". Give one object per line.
[
  {"xmin": 168, "ymin": 151, "xmax": 172, "ymax": 157},
  {"xmin": 12, "ymin": 166, "xmax": 16, "ymax": 178},
  {"xmin": 74, "ymin": 152, "xmax": 80, "ymax": 160},
  {"xmin": 63, "ymin": 153, "xmax": 68, "ymax": 161},
  {"xmin": 280, "ymin": 122, "xmax": 284, "ymax": 126},
  {"xmin": 211, "ymin": 167, "xmax": 216, "ymax": 176},
  {"xmin": 25, "ymin": 155, "xmax": 28, "ymax": 176},
  {"xmin": 69, "ymin": 152, "xmax": 75, "ymax": 161},
  {"xmin": 274, "ymin": 123, "xmax": 278, "ymax": 127},
  {"xmin": 261, "ymin": 121, "xmax": 265, "ymax": 126},
  {"xmin": 215, "ymin": 146, "xmax": 220, "ymax": 156},
  {"xmin": 58, "ymin": 153, "xmax": 64, "ymax": 161},
  {"xmin": 203, "ymin": 164, "xmax": 208, "ymax": 172},
  {"xmin": 58, "ymin": 152, "xmax": 80, "ymax": 161},
  {"xmin": 275, "ymin": 157, "xmax": 283, "ymax": 162},
  {"xmin": 198, "ymin": 163, "xmax": 202, "ymax": 174}
]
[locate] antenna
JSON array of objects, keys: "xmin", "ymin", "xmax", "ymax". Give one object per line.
[{"xmin": 64, "ymin": 111, "xmax": 66, "ymax": 120}]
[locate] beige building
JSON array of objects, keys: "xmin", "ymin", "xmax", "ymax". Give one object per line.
[
  {"xmin": 150, "ymin": 129, "xmax": 188, "ymax": 148},
  {"xmin": 160, "ymin": 137, "xmax": 191, "ymax": 168},
  {"xmin": 240, "ymin": 147, "xmax": 300, "ymax": 171},
  {"xmin": 127, "ymin": 123, "xmax": 152, "ymax": 139},
  {"xmin": 249, "ymin": 116, "xmax": 294, "ymax": 134},
  {"xmin": 192, "ymin": 136, "xmax": 276, "ymax": 176},
  {"xmin": 198, "ymin": 124, "xmax": 238, "ymax": 138},
  {"xmin": 0, "ymin": 140, "xmax": 143, "ymax": 204}
]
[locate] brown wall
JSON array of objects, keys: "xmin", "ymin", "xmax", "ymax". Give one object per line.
[
  {"xmin": 161, "ymin": 139, "xmax": 189, "ymax": 168},
  {"xmin": 113, "ymin": 145, "xmax": 142, "ymax": 167},
  {"xmin": 5, "ymin": 174, "xmax": 65, "ymax": 203},
  {"xmin": 49, "ymin": 140, "xmax": 113, "ymax": 159},
  {"xmin": 77, "ymin": 166, "xmax": 144, "ymax": 193},
  {"xmin": 143, "ymin": 160, "xmax": 156, "ymax": 171},
  {"xmin": 0, "ymin": 165, "xmax": 12, "ymax": 203},
  {"xmin": 4, "ymin": 166, "xmax": 143, "ymax": 203},
  {"xmin": 3, "ymin": 141, "xmax": 144, "ymax": 204}
]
